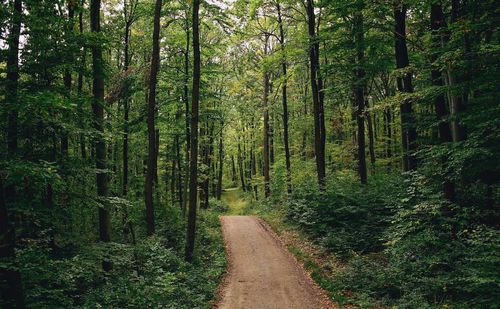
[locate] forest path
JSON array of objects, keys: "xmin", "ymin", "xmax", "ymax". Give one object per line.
[
  {"xmin": 221, "ymin": 187, "xmax": 248, "ymax": 215},
  {"xmin": 217, "ymin": 215, "xmax": 335, "ymax": 309}
]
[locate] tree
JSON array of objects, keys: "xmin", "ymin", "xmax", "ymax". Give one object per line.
[
  {"xmin": 145, "ymin": 0, "xmax": 162, "ymax": 236},
  {"xmin": 262, "ymin": 34, "xmax": 271, "ymax": 198},
  {"xmin": 430, "ymin": 1, "xmax": 455, "ymax": 201},
  {"xmin": 306, "ymin": 0, "xmax": 326, "ymax": 188},
  {"xmin": 276, "ymin": 1, "xmax": 292, "ymax": 194},
  {"xmin": 448, "ymin": 0, "xmax": 466, "ymax": 142},
  {"xmin": 1, "ymin": 3, "xmax": 25, "ymax": 304},
  {"xmin": 90, "ymin": 0, "xmax": 112, "ymax": 271},
  {"xmin": 122, "ymin": 0, "xmax": 139, "ymax": 197},
  {"xmin": 353, "ymin": 5, "xmax": 367, "ymax": 184},
  {"xmin": 6, "ymin": 0, "xmax": 22, "ymax": 155},
  {"xmin": 393, "ymin": 2, "xmax": 417, "ymax": 171},
  {"xmin": 185, "ymin": 0, "xmax": 201, "ymax": 262}
]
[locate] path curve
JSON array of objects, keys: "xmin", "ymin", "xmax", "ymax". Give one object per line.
[{"xmin": 217, "ymin": 215, "xmax": 335, "ymax": 309}]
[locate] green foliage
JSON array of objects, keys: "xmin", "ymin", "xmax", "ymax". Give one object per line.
[
  {"xmin": 273, "ymin": 169, "xmax": 500, "ymax": 308},
  {"xmin": 286, "ymin": 172, "xmax": 398, "ymax": 257},
  {"xmin": 209, "ymin": 197, "xmax": 229, "ymax": 213},
  {"xmin": 16, "ymin": 209, "xmax": 226, "ymax": 308}
]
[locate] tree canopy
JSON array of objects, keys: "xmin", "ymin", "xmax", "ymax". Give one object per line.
[{"xmin": 0, "ymin": 0, "xmax": 498, "ymax": 307}]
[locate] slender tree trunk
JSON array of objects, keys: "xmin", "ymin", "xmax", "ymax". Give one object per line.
[
  {"xmin": 62, "ymin": 1, "xmax": 75, "ymax": 156},
  {"xmin": 448, "ymin": 0, "xmax": 466, "ymax": 142},
  {"xmin": 209, "ymin": 124, "xmax": 215, "ymax": 199},
  {"xmin": 263, "ymin": 35, "xmax": 271, "ymax": 198},
  {"xmin": 211, "ymin": 161, "xmax": 217, "ymax": 197},
  {"xmin": 301, "ymin": 73, "xmax": 308, "ymax": 160},
  {"xmin": 175, "ymin": 132, "xmax": 184, "ymax": 210},
  {"xmin": 144, "ymin": 0, "xmax": 162, "ymax": 236},
  {"xmin": 6, "ymin": 0, "xmax": 22, "ymax": 155},
  {"xmin": 122, "ymin": 20, "xmax": 131, "ymax": 196},
  {"xmin": 199, "ymin": 125, "xmax": 207, "ymax": 206},
  {"xmin": 78, "ymin": 0, "xmax": 87, "ymax": 159},
  {"xmin": 353, "ymin": 9, "xmax": 367, "ymax": 184},
  {"xmin": 200, "ymin": 124, "xmax": 212, "ymax": 209},
  {"xmin": 269, "ymin": 111, "xmax": 275, "ymax": 166},
  {"xmin": 231, "ymin": 155, "xmax": 236, "ymax": 183},
  {"xmin": 185, "ymin": 0, "xmax": 201, "ymax": 262},
  {"xmin": 306, "ymin": 0, "xmax": 326, "ymax": 188},
  {"xmin": 394, "ymin": 3, "xmax": 417, "ymax": 171},
  {"xmin": 90, "ymin": 0, "xmax": 112, "ymax": 271},
  {"xmin": 183, "ymin": 19, "xmax": 191, "ymax": 214},
  {"xmin": 216, "ymin": 126, "xmax": 224, "ymax": 200},
  {"xmin": 1, "ymin": 0, "xmax": 25, "ymax": 305},
  {"xmin": 277, "ymin": 2, "xmax": 292, "ymax": 194},
  {"xmin": 155, "ymin": 128, "xmax": 160, "ymax": 185},
  {"xmin": 385, "ymin": 108, "xmax": 392, "ymax": 159},
  {"xmin": 238, "ymin": 139, "xmax": 246, "ymax": 191},
  {"xmin": 431, "ymin": 3, "xmax": 455, "ymax": 201},
  {"xmin": 366, "ymin": 97, "xmax": 376, "ymax": 170}
]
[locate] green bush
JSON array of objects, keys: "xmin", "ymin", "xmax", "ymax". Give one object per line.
[
  {"xmin": 16, "ymin": 209, "xmax": 226, "ymax": 308},
  {"xmin": 209, "ymin": 197, "xmax": 229, "ymax": 212},
  {"xmin": 275, "ymin": 170, "xmax": 499, "ymax": 308},
  {"xmin": 285, "ymin": 172, "xmax": 398, "ymax": 257}
]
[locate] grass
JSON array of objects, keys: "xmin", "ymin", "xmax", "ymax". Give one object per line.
[{"xmin": 221, "ymin": 187, "xmax": 249, "ymax": 215}]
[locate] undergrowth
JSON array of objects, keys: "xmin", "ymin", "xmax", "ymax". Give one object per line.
[
  {"xmin": 245, "ymin": 169, "xmax": 500, "ymax": 308},
  {"xmin": 16, "ymin": 207, "xmax": 227, "ymax": 308}
]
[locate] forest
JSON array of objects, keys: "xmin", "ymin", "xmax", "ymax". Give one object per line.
[{"xmin": 0, "ymin": 0, "xmax": 498, "ymax": 308}]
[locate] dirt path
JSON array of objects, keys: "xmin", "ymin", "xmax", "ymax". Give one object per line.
[{"xmin": 217, "ymin": 215, "xmax": 335, "ymax": 309}]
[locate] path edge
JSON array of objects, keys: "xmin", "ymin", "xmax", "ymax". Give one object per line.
[
  {"xmin": 211, "ymin": 216, "xmax": 234, "ymax": 309},
  {"xmin": 255, "ymin": 216, "xmax": 338, "ymax": 309}
]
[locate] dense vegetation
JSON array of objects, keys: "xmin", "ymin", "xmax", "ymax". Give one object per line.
[{"xmin": 0, "ymin": 0, "xmax": 498, "ymax": 308}]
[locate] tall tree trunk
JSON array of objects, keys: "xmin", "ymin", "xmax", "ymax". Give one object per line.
[
  {"xmin": 263, "ymin": 35, "xmax": 271, "ymax": 198},
  {"xmin": 366, "ymin": 97, "xmax": 376, "ymax": 170},
  {"xmin": 185, "ymin": 0, "xmax": 201, "ymax": 262},
  {"xmin": 216, "ymin": 127, "xmax": 224, "ymax": 200},
  {"xmin": 353, "ymin": 9, "xmax": 367, "ymax": 184},
  {"xmin": 122, "ymin": 20, "xmax": 131, "ymax": 196},
  {"xmin": 231, "ymin": 154, "xmax": 236, "ymax": 184},
  {"xmin": 183, "ymin": 18, "xmax": 191, "ymax": 214},
  {"xmin": 301, "ymin": 71, "xmax": 308, "ymax": 160},
  {"xmin": 384, "ymin": 108, "xmax": 392, "ymax": 159},
  {"xmin": 199, "ymin": 126, "xmax": 207, "ymax": 206},
  {"xmin": 365, "ymin": 91, "xmax": 376, "ymax": 168},
  {"xmin": 170, "ymin": 155, "xmax": 176, "ymax": 204},
  {"xmin": 306, "ymin": 0, "xmax": 326, "ymax": 188},
  {"xmin": 62, "ymin": 1, "xmax": 75, "ymax": 156},
  {"xmin": 1, "ymin": 0, "xmax": 25, "ymax": 306},
  {"xmin": 78, "ymin": 0, "xmax": 86, "ymax": 159},
  {"xmin": 200, "ymin": 124, "xmax": 212, "ymax": 209},
  {"xmin": 238, "ymin": 139, "xmax": 246, "ymax": 191},
  {"xmin": 6, "ymin": 0, "xmax": 22, "ymax": 155},
  {"xmin": 448, "ymin": 0, "xmax": 466, "ymax": 142},
  {"xmin": 155, "ymin": 128, "xmax": 160, "ymax": 185},
  {"xmin": 145, "ymin": 0, "xmax": 162, "ymax": 236},
  {"xmin": 382, "ymin": 77, "xmax": 393, "ymax": 160},
  {"xmin": 175, "ymin": 114, "xmax": 184, "ymax": 210},
  {"xmin": 277, "ymin": 2, "xmax": 292, "ymax": 194},
  {"xmin": 90, "ymin": 0, "xmax": 112, "ymax": 271},
  {"xmin": 118, "ymin": 26, "xmax": 136, "ymax": 237},
  {"xmin": 394, "ymin": 2, "xmax": 417, "ymax": 171},
  {"xmin": 431, "ymin": 3, "xmax": 455, "ymax": 201}
]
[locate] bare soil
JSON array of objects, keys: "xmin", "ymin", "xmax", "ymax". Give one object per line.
[{"xmin": 216, "ymin": 215, "xmax": 336, "ymax": 309}]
